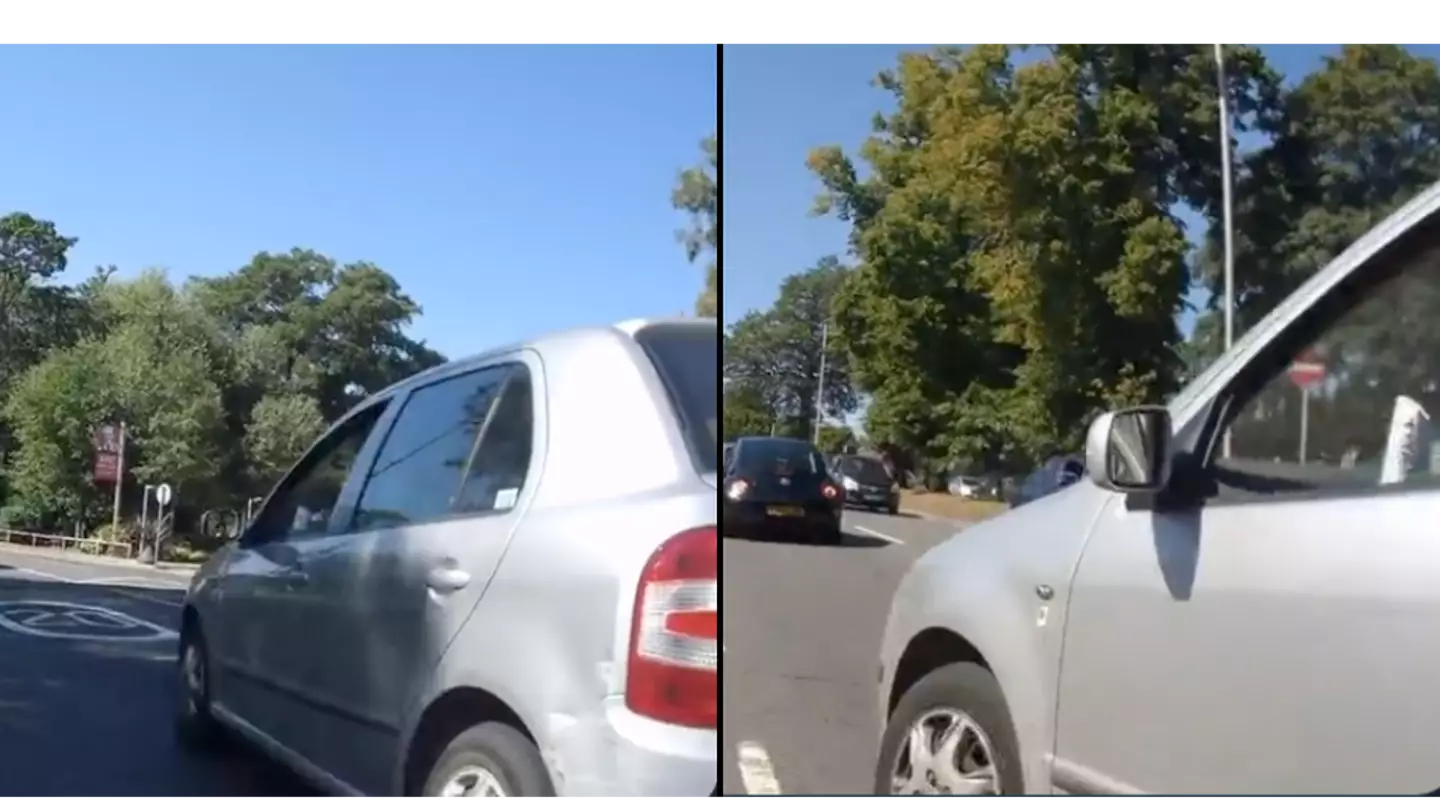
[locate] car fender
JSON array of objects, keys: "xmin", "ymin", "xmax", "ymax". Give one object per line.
[{"xmin": 881, "ymin": 483, "xmax": 1113, "ymax": 792}]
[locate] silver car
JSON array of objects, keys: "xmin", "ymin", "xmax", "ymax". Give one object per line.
[
  {"xmin": 876, "ymin": 182, "xmax": 1440, "ymax": 795},
  {"xmin": 175, "ymin": 318, "xmax": 718, "ymax": 797}
]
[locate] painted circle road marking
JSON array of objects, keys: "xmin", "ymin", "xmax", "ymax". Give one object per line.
[{"xmin": 0, "ymin": 600, "xmax": 178, "ymax": 642}]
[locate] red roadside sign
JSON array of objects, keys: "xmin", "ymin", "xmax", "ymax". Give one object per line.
[
  {"xmin": 93, "ymin": 452, "xmax": 119, "ymax": 483},
  {"xmin": 1288, "ymin": 348, "xmax": 1326, "ymax": 391}
]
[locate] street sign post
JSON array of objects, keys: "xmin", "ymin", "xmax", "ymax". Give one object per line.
[
  {"xmin": 1287, "ymin": 349, "xmax": 1326, "ymax": 464},
  {"xmin": 155, "ymin": 484, "xmax": 172, "ymax": 507}
]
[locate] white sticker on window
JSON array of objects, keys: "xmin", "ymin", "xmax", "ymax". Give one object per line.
[{"xmin": 495, "ymin": 488, "xmax": 519, "ymax": 510}]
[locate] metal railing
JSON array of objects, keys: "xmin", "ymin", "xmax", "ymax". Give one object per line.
[{"xmin": 0, "ymin": 526, "xmax": 134, "ymax": 558}]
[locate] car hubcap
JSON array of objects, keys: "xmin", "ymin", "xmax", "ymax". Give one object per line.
[
  {"xmin": 890, "ymin": 708, "xmax": 999, "ymax": 795},
  {"xmin": 439, "ymin": 766, "xmax": 507, "ymax": 797}
]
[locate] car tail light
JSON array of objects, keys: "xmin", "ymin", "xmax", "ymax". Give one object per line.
[
  {"xmin": 626, "ymin": 525, "xmax": 718, "ymax": 729},
  {"xmin": 820, "ymin": 481, "xmax": 841, "ymax": 500},
  {"xmin": 725, "ymin": 478, "xmax": 752, "ymax": 500}
]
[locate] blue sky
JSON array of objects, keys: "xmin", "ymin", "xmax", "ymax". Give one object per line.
[
  {"xmin": 722, "ymin": 45, "xmax": 1440, "ymax": 335},
  {"xmin": 0, "ymin": 46, "xmax": 717, "ymax": 359}
]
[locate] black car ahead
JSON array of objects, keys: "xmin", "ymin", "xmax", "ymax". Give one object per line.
[
  {"xmin": 831, "ymin": 454, "xmax": 900, "ymax": 514},
  {"xmin": 722, "ymin": 436, "xmax": 843, "ymax": 543}
]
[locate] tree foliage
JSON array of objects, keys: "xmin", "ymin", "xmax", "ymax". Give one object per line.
[
  {"xmin": 808, "ymin": 45, "xmax": 1286, "ymax": 472},
  {"xmin": 674, "ymin": 134, "xmax": 718, "ymax": 317},
  {"xmin": 723, "ymin": 256, "xmax": 856, "ymax": 441},
  {"xmin": 0, "ymin": 227, "xmax": 445, "ymax": 532}
]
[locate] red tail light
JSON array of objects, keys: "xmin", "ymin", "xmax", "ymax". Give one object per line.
[
  {"xmin": 626, "ymin": 525, "xmax": 718, "ymax": 729},
  {"xmin": 820, "ymin": 481, "xmax": 841, "ymax": 500}
]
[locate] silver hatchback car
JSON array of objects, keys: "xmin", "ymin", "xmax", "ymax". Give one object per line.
[
  {"xmin": 175, "ymin": 318, "xmax": 718, "ymax": 797},
  {"xmin": 877, "ymin": 183, "xmax": 1440, "ymax": 795}
]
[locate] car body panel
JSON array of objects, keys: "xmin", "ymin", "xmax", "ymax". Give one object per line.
[
  {"xmin": 184, "ymin": 318, "xmax": 717, "ymax": 796},
  {"xmin": 878, "ymin": 181, "xmax": 1440, "ymax": 794}
]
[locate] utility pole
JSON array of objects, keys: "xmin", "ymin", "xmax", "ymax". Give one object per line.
[
  {"xmin": 1215, "ymin": 43, "xmax": 1236, "ymax": 458},
  {"xmin": 813, "ymin": 320, "xmax": 829, "ymax": 444},
  {"xmin": 111, "ymin": 421, "xmax": 126, "ymax": 539}
]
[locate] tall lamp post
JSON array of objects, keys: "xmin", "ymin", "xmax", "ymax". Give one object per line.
[
  {"xmin": 1215, "ymin": 43, "xmax": 1237, "ymax": 457},
  {"xmin": 813, "ymin": 320, "xmax": 829, "ymax": 444}
]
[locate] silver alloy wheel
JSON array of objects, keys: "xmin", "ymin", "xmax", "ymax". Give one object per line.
[
  {"xmin": 439, "ymin": 766, "xmax": 507, "ymax": 797},
  {"xmin": 890, "ymin": 707, "xmax": 999, "ymax": 795}
]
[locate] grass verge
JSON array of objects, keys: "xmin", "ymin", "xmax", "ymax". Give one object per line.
[{"xmin": 899, "ymin": 491, "xmax": 1008, "ymax": 523}]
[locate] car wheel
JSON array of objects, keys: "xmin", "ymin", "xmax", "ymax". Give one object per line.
[
  {"xmin": 875, "ymin": 662, "xmax": 1023, "ymax": 795},
  {"xmin": 422, "ymin": 722, "xmax": 555, "ymax": 797},
  {"xmin": 175, "ymin": 626, "xmax": 222, "ymax": 749}
]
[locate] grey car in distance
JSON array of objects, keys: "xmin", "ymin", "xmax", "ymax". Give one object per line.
[
  {"xmin": 875, "ymin": 183, "xmax": 1440, "ymax": 795},
  {"xmin": 175, "ymin": 318, "xmax": 718, "ymax": 797}
]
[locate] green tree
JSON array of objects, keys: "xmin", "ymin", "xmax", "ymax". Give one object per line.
[
  {"xmin": 674, "ymin": 134, "xmax": 718, "ymax": 317},
  {"xmin": 723, "ymin": 256, "xmax": 857, "ymax": 440},
  {"xmin": 816, "ymin": 423, "xmax": 858, "ymax": 455},
  {"xmin": 811, "ymin": 45, "xmax": 1284, "ymax": 471},
  {"xmin": 722, "ymin": 383, "xmax": 775, "ymax": 442},
  {"xmin": 245, "ymin": 392, "xmax": 328, "ymax": 488}
]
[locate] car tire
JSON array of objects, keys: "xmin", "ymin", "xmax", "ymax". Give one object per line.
[
  {"xmin": 175, "ymin": 626, "xmax": 223, "ymax": 749},
  {"xmin": 422, "ymin": 721, "xmax": 555, "ymax": 797},
  {"xmin": 875, "ymin": 662, "xmax": 1023, "ymax": 795}
]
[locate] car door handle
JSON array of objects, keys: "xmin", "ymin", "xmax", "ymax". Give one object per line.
[
  {"xmin": 281, "ymin": 567, "xmax": 309, "ymax": 588},
  {"xmin": 426, "ymin": 565, "xmax": 471, "ymax": 594}
]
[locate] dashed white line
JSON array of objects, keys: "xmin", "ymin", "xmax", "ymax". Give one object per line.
[
  {"xmin": 736, "ymin": 741, "xmax": 784, "ymax": 795},
  {"xmin": 851, "ymin": 524, "xmax": 904, "ymax": 545}
]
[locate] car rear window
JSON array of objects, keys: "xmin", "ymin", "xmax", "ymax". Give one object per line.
[
  {"xmin": 838, "ymin": 456, "xmax": 891, "ymax": 485},
  {"xmin": 738, "ymin": 439, "xmax": 826, "ymax": 478},
  {"xmin": 634, "ymin": 322, "xmax": 717, "ymax": 473}
]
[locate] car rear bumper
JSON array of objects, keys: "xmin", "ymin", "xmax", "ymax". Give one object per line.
[
  {"xmin": 843, "ymin": 488, "xmax": 898, "ymax": 510},
  {"xmin": 558, "ymin": 697, "xmax": 716, "ymax": 796},
  {"xmin": 723, "ymin": 500, "xmax": 839, "ymax": 536}
]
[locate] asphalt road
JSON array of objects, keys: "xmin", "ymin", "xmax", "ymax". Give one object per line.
[
  {"xmin": 721, "ymin": 507, "xmax": 971, "ymax": 796},
  {"xmin": 0, "ymin": 547, "xmax": 314, "ymax": 796}
]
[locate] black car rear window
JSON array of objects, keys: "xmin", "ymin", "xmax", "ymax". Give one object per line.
[
  {"xmin": 738, "ymin": 439, "xmax": 826, "ymax": 477},
  {"xmin": 634, "ymin": 322, "xmax": 717, "ymax": 473}
]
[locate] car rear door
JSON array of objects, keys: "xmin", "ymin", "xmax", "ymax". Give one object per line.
[{"xmin": 312, "ymin": 354, "xmax": 543, "ymax": 794}]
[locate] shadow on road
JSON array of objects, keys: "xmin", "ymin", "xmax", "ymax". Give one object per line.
[
  {"xmin": 0, "ymin": 565, "xmax": 315, "ymax": 796},
  {"xmin": 722, "ymin": 530, "xmax": 895, "ymax": 549}
]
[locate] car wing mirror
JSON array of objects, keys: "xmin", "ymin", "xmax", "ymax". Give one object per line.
[{"xmin": 1085, "ymin": 405, "xmax": 1172, "ymax": 494}]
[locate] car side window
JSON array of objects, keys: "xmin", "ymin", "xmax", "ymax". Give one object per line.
[
  {"xmin": 453, "ymin": 366, "xmax": 535, "ymax": 515},
  {"xmin": 1212, "ymin": 243, "xmax": 1440, "ymax": 498},
  {"xmin": 252, "ymin": 404, "xmax": 385, "ymax": 544},
  {"xmin": 352, "ymin": 365, "xmax": 515, "ymax": 531}
]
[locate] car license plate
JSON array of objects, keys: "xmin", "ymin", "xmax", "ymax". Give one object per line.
[{"xmin": 766, "ymin": 505, "xmax": 804, "ymax": 517}]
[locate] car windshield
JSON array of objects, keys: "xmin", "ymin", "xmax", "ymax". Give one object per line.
[
  {"xmin": 837, "ymin": 456, "xmax": 891, "ymax": 485},
  {"xmin": 634, "ymin": 322, "xmax": 717, "ymax": 473}
]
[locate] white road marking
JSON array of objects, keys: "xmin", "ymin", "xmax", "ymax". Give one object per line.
[
  {"xmin": 736, "ymin": 741, "xmax": 784, "ymax": 795},
  {"xmin": 851, "ymin": 524, "xmax": 904, "ymax": 545},
  {"xmin": 3, "ymin": 565, "xmax": 187, "ymax": 607},
  {"xmin": 0, "ymin": 600, "xmax": 178, "ymax": 642}
]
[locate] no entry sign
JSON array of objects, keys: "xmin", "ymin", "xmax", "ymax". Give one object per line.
[{"xmin": 1288, "ymin": 348, "xmax": 1326, "ymax": 391}]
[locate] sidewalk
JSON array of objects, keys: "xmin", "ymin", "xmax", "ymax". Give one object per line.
[{"xmin": 0, "ymin": 540, "xmax": 201, "ymax": 578}]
